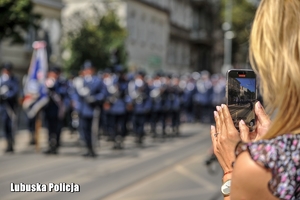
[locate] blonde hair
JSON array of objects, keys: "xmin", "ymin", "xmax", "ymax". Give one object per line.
[{"xmin": 249, "ymin": 0, "xmax": 300, "ymax": 139}]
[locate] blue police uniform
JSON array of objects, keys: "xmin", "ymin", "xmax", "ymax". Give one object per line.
[
  {"xmin": 211, "ymin": 75, "xmax": 226, "ymax": 123},
  {"xmin": 0, "ymin": 63, "xmax": 19, "ymax": 153},
  {"xmin": 149, "ymin": 75, "xmax": 167, "ymax": 137},
  {"xmin": 128, "ymin": 73, "xmax": 151, "ymax": 144},
  {"xmin": 65, "ymin": 74, "xmax": 78, "ymax": 134},
  {"xmin": 105, "ymin": 73, "xmax": 128, "ymax": 149},
  {"xmin": 101, "ymin": 72, "xmax": 113, "ymax": 139},
  {"xmin": 182, "ymin": 79, "xmax": 196, "ymax": 123},
  {"xmin": 43, "ymin": 66, "xmax": 67, "ymax": 154},
  {"xmin": 193, "ymin": 77, "xmax": 213, "ymax": 123},
  {"xmin": 73, "ymin": 61, "xmax": 106, "ymax": 157},
  {"xmin": 168, "ymin": 81, "xmax": 182, "ymax": 136}
]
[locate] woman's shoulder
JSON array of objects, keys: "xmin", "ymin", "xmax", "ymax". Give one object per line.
[
  {"xmin": 235, "ymin": 134, "xmax": 300, "ymax": 200},
  {"xmin": 236, "ymin": 134, "xmax": 300, "ymax": 167}
]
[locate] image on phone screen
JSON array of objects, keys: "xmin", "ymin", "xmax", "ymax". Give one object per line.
[{"xmin": 227, "ymin": 74, "xmax": 256, "ymax": 131}]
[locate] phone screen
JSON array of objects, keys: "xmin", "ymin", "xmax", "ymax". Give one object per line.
[{"xmin": 227, "ymin": 70, "xmax": 256, "ymax": 131}]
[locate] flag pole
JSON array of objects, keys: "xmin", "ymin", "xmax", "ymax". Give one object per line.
[{"xmin": 35, "ymin": 111, "xmax": 42, "ymax": 152}]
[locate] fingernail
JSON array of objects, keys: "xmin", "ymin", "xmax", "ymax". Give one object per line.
[
  {"xmin": 221, "ymin": 104, "xmax": 226, "ymax": 108},
  {"xmin": 256, "ymin": 101, "xmax": 262, "ymax": 109},
  {"xmin": 240, "ymin": 120, "xmax": 245, "ymax": 125},
  {"xmin": 216, "ymin": 106, "xmax": 221, "ymax": 111},
  {"xmin": 214, "ymin": 111, "xmax": 218, "ymax": 117},
  {"xmin": 211, "ymin": 125, "xmax": 215, "ymax": 130}
]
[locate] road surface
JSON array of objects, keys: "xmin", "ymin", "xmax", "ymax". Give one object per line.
[{"xmin": 0, "ymin": 123, "xmax": 223, "ymax": 200}]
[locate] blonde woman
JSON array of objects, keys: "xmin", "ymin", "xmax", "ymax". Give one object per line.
[{"xmin": 211, "ymin": 0, "xmax": 300, "ymax": 199}]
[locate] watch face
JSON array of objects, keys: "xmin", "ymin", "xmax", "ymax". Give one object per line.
[{"xmin": 221, "ymin": 180, "xmax": 231, "ymax": 195}]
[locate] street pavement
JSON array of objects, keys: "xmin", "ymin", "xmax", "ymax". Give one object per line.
[
  {"xmin": 0, "ymin": 123, "xmax": 223, "ymax": 200},
  {"xmin": 228, "ymin": 104, "xmax": 255, "ymax": 126}
]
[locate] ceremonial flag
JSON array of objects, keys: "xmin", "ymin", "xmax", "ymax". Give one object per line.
[{"xmin": 22, "ymin": 41, "xmax": 49, "ymax": 118}]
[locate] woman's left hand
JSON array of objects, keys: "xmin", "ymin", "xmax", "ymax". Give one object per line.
[{"xmin": 210, "ymin": 104, "xmax": 240, "ymax": 173}]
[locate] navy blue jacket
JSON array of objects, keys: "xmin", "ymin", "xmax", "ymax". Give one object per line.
[
  {"xmin": 44, "ymin": 79, "xmax": 67, "ymax": 118},
  {"xmin": 74, "ymin": 75, "xmax": 107, "ymax": 118},
  {"xmin": 108, "ymin": 77, "xmax": 128, "ymax": 115},
  {"xmin": 0, "ymin": 75, "xmax": 19, "ymax": 113}
]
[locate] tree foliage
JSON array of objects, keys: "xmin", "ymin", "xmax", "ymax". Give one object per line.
[
  {"xmin": 0, "ymin": 0, "xmax": 40, "ymax": 43},
  {"xmin": 64, "ymin": 10, "xmax": 127, "ymax": 71},
  {"xmin": 220, "ymin": 0, "xmax": 257, "ymax": 64}
]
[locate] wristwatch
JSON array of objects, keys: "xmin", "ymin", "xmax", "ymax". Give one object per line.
[{"xmin": 221, "ymin": 179, "xmax": 231, "ymax": 196}]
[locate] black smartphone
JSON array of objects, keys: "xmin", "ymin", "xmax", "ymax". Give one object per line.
[{"xmin": 226, "ymin": 69, "xmax": 257, "ymax": 131}]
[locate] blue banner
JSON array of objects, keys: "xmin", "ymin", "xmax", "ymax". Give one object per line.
[{"xmin": 22, "ymin": 41, "xmax": 49, "ymax": 118}]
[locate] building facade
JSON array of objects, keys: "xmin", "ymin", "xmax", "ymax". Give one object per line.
[
  {"xmin": 62, "ymin": 0, "xmax": 219, "ymax": 74},
  {"xmin": 0, "ymin": 0, "xmax": 64, "ymax": 78}
]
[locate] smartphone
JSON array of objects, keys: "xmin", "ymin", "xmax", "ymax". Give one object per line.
[{"xmin": 226, "ymin": 69, "xmax": 257, "ymax": 131}]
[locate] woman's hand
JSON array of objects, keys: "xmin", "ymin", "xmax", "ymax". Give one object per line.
[
  {"xmin": 210, "ymin": 104, "xmax": 240, "ymax": 173},
  {"xmin": 239, "ymin": 101, "xmax": 271, "ymax": 142}
]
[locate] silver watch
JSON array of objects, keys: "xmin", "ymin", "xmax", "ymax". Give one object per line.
[{"xmin": 221, "ymin": 179, "xmax": 231, "ymax": 196}]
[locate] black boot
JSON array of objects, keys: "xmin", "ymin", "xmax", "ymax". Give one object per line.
[
  {"xmin": 89, "ymin": 147, "xmax": 96, "ymax": 157},
  {"xmin": 44, "ymin": 139, "xmax": 58, "ymax": 155},
  {"xmin": 5, "ymin": 139, "xmax": 14, "ymax": 153},
  {"xmin": 113, "ymin": 135, "xmax": 123, "ymax": 150},
  {"xmin": 29, "ymin": 135, "xmax": 36, "ymax": 145},
  {"xmin": 83, "ymin": 144, "xmax": 97, "ymax": 158}
]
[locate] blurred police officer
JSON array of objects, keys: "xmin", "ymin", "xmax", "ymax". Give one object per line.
[
  {"xmin": 193, "ymin": 71, "xmax": 213, "ymax": 123},
  {"xmin": 43, "ymin": 65, "xmax": 66, "ymax": 154},
  {"xmin": 0, "ymin": 62, "xmax": 19, "ymax": 153},
  {"xmin": 104, "ymin": 65, "xmax": 128, "ymax": 149},
  {"xmin": 65, "ymin": 71, "xmax": 79, "ymax": 135},
  {"xmin": 169, "ymin": 75, "xmax": 182, "ymax": 136},
  {"xmin": 149, "ymin": 72, "xmax": 164, "ymax": 138},
  {"xmin": 101, "ymin": 68, "xmax": 113, "ymax": 139},
  {"xmin": 128, "ymin": 71, "xmax": 151, "ymax": 144},
  {"xmin": 73, "ymin": 60, "xmax": 106, "ymax": 157},
  {"xmin": 211, "ymin": 74, "xmax": 226, "ymax": 123},
  {"xmin": 181, "ymin": 74, "xmax": 196, "ymax": 123}
]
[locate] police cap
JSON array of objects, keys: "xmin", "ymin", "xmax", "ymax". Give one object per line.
[
  {"xmin": 114, "ymin": 65, "xmax": 125, "ymax": 74},
  {"xmin": 137, "ymin": 70, "xmax": 146, "ymax": 77},
  {"xmin": 1, "ymin": 62, "xmax": 13, "ymax": 71},
  {"xmin": 48, "ymin": 64, "xmax": 61, "ymax": 74},
  {"xmin": 81, "ymin": 60, "xmax": 93, "ymax": 70}
]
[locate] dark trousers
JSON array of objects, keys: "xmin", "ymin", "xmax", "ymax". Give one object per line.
[
  {"xmin": 1, "ymin": 111, "xmax": 13, "ymax": 141},
  {"xmin": 100, "ymin": 111, "xmax": 109, "ymax": 136},
  {"xmin": 171, "ymin": 110, "xmax": 180, "ymax": 128},
  {"xmin": 80, "ymin": 116, "xmax": 93, "ymax": 148},
  {"xmin": 194, "ymin": 103, "xmax": 214, "ymax": 123},
  {"xmin": 151, "ymin": 111, "xmax": 166, "ymax": 134},
  {"xmin": 45, "ymin": 116, "xmax": 60, "ymax": 148},
  {"xmin": 133, "ymin": 114, "xmax": 146, "ymax": 137},
  {"xmin": 107, "ymin": 113, "xmax": 126, "ymax": 140}
]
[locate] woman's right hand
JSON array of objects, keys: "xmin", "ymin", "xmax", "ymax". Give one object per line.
[{"xmin": 239, "ymin": 101, "xmax": 271, "ymax": 142}]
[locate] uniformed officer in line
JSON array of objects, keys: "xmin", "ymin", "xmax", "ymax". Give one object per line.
[
  {"xmin": 43, "ymin": 65, "xmax": 67, "ymax": 154},
  {"xmin": 73, "ymin": 60, "xmax": 106, "ymax": 157},
  {"xmin": 168, "ymin": 75, "xmax": 183, "ymax": 136},
  {"xmin": 210, "ymin": 74, "xmax": 226, "ymax": 123},
  {"xmin": 104, "ymin": 66, "xmax": 128, "ymax": 149},
  {"xmin": 55, "ymin": 67, "xmax": 69, "ymax": 147},
  {"xmin": 181, "ymin": 74, "xmax": 196, "ymax": 123},
  {"xmin": 193, "ymin": 71, "xmax": 213, "ymax": 123},
  {"xmin": 128, "ymin": 71, "xmax": 151, "ymax": 144},
  {"xmin": 65, "ymin": 71, "xmax": 79, "ymax": 135},
  {"xmin": 100, "ymin": 68, "xmax": 113, "ymax": 139},
  {"xmin": 149, "ymin": 72, "xmax": 164, "ymax": 138},
  {"xmin": 0, "ymin": 62, "xmax": 19, "ymax": 153}
]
